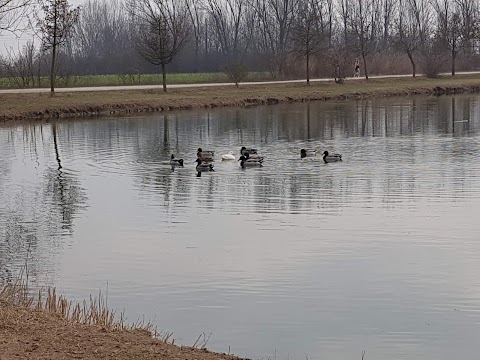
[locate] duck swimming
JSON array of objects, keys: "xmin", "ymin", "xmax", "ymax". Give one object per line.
[
  {"xmin": 195, "ymin": 158, "xmax": 214, "ymax": 171},
  {"xmin": 244, "ymin": 152, "xmax": 264, "ymax": 161},
  {"xmin": 221, "ymin": 151, "xmax": 236, "ymax": 160},
  {"xmin": 323, "ymin": 151, "xmax": 342, "ymax": 163},
  {"xmin": 197, "ymin": 148, "xmax": 214, "ymax": 162},
  {"xmin": 240, "ymin": 146, "xmax": 258, "ymax": 156},
  {"xmin": 170, "ymin": 154, "xmax": 184, "ymax": 166},
  {"xmin": 238, "ymin": 155, "xmax": 263, "ymax": 168},
  {"xmin": 300, "ymin": 149, "xmax": 316, "ymax": 158}
]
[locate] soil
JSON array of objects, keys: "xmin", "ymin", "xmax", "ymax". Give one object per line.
[{"xmin": 0, "ymin": 301, "xmax": 250, "ymax": 360}]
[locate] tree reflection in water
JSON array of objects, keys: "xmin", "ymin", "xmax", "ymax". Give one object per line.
[{"xmin": 0, "ymin": 123, "xmax": 87, "ymax": 284}]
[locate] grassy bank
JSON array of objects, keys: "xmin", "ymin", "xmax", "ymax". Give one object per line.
[
  {"xmin": 0, "ymin": 72, "xmax": 273, "ymax": 89},
  {"xmin": 2, "ymin": 75, "xmax": 480, "ymax": 122},
  {"xmin": 0, "ymin": 282, "xmax": 248, "ymax": 360}
]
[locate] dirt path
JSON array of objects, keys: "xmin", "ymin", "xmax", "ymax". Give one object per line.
[{"xmin": 0, "ymin": 301, "xmax": 249, "ymax": 360}]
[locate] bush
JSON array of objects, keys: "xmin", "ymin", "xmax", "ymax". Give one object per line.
[
  {"xmin": 418, "ymin": 41, "xmax": 448, "ymax": 78},
  {"xmin": 224, "ymin": 63, "xmax": 249, "ymax": 87}
]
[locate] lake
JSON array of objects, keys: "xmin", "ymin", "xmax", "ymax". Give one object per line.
[{"xmin": 1, "ymin": 94, "xmax": 480, "ymax": 359}]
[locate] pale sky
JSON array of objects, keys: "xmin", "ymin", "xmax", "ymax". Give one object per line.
[
  {"xmin": 1, "ymin": 32, "xmax": 37, "ymax": 55},
  {"xmin": 1, "ymin": 0, "xmax": 83, "ymax": 56}
]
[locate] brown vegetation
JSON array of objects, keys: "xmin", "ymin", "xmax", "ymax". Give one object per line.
[
  {"xmin": 2, "ymin": 75, "xmax": 480, "ymax": 122},
  {"xmin": 0, "ymin": 282, "xmax": 249, "ymax": 360}
]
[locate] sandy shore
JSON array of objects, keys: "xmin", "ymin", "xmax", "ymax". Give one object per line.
[
  {"xmin": 0, "ymin": 300, "xmax": 249, "ymax": 360},
  {"xmin": 2, "ymin": 75, "xmax": 480, "ymax": 122}
]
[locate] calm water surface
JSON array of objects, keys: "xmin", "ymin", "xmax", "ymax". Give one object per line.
[{"xmin": 1, "ymin": 95, "xmax": 480, "ymax": 359}]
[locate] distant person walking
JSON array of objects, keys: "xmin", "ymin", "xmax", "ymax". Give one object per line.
[{"xmin": 354, "ymin": 58, "xmax": 360, "ymax": 77}]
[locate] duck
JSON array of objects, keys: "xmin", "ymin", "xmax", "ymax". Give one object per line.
[
  {"xmin": 240, "ymin": 146, "xmax": 258, "ymax": 156},
  {"xmin": 170, "ymin": 154, "xmax": 184, "ymax": 166},
  {"xmin": 244, "ymin": 152, "xmax": 264, "ymax": 161},
  {"xmin": 323, "ymin": 151, "xmax": 342, "ymax": 163},
  {"xmin": 197, "ymin": 148, "xmax": 214, "ymax": 162},
  {"xmin": 238, "ymin": 155, "xmax": 263, "ymax": 168},
  {"xmin": 195, "ymin": 158, "xmax": 214, "ymax": 171},
  {"xmin": 221, "ymin": 151, "xmax": 236, "ymax": 160},
  {"xmin": 300, "ymin": 149, "xmax": 316, "ymax": 158}
]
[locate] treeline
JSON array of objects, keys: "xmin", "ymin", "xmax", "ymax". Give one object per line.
[{"xmin": 1, "ymin": 0, "xmax": 480, "ymax": 84}]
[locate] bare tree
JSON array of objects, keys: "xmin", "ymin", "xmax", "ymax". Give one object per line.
[
  {"xmin": 39, "ymin": 0, "xmax": 79, "ymax": 95},
  {"xmin": 251, "ymin": 0, "xmax": 300, "ymax": 76},
  {"xmin": 381, "ymin": 0, "xmax": 397, "ymax": 47},
  {"xmin": 3, "ymin": 42, "xmax": 39, "ymax": 87},
  {"xmin": 185, "ymin": 0, "xmax": 204, "ymax": 70},
  {"xmin": 310, "ymin": 0, "xmax": 334, "ymax": 47},
  {"xmin": 349, "ymin": 0, "xmax": 381, "ymax": 79},
  {"xmin": 203, "ymin": 0, "xmax": 254, "ymax": 62},
  {"xmin": 393, "ymin": 0, "xmax": 421, "ymax": 76},
  {"xmin": 128, "ymin": 0, "xmax": 190, "ymax": 92},
  {"xmin": 338, "ymin": 0, "xmax": 351, "ymax": 46},
  {"xmin": 73, "ymin": 0, "xmax": 134, "ymax": 75},
  {"xmin": 455, "ymin": 0, "xmax": 478, "ymax": 55},
  {"xmin": 0, "ymin": 0, "xmax": 32, "ymax": 33},
  {"xmin": 433, "ymin": 0, "xmax": 461, "ymax": 75},
  {"xmin": 224, "ymin": 63, "xmax": 248, "ymax": 86},
  {"xmin": 290, "ymin": 1, "xmax": 327, "ymax": 84}
]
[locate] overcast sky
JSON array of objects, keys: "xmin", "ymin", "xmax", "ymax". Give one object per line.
[
  {"xmin": 1, "ymin": 0, "xmax": 83, "ymax": 56},
  {"xmin": 1, "ymin": 32, "xmax": 36, "ymax": 55}
]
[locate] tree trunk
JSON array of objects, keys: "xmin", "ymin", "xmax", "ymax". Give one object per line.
[
  {"xmin": 161, "ymin": 62, "xmax": 167, "ymax": 92},
  {"xmin": 362, "ymin": 53, "xmax": 368, "ymax": 80},
  {"xmin": 306, "ymin": 52, "xmax": 310, "ymax": 85},
  {"xmin": 451, "ymin": 50, "xmax": 456, "ymax": 76},
  {"xmin": 50, "ymin": 44, "xmax": 56, "ymax": 95},
  {"xmin": 407, "ymin": 50, "xmax": 416, "ymax": 78},
  {"xmin": 50, "ymin": 3, "xmax": 58, "ymax": 96},
  {"xmin": 204, "ymin": 19, "xmax": 208, "ymax": 54}
]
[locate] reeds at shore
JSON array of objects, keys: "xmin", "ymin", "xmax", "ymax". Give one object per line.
[{"xmin": 0, "ymin": 275, "xmax": 154, "ymax": 333}]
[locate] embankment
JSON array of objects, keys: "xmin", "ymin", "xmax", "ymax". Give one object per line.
[
  {"xmin": 0, "ymin": 284, "xmax": 249, "ymax": 360},
  {"xmin": 2, "ymin": 75, "xmax": 480, "ymax": 122}
]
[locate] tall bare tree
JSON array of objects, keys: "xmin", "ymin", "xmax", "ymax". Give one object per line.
[
  {"xmin": 381, "ymin": 0, "xmax": 396, "ymax": 47},
  {"xmin": 349, "ymin": 0, "xmax": 381, "ymax": 79},
  {"xmin": 185, "ymin": 0, "xmax": 204, "ymax": 69},
  {"xmin": 393, "ymin": 0, "xmax": 423, "ymax": 76},
  {"xmin": 455, "ymin": 0, "xmax": 478, "ymax": 55},
  {"xmin": 39, "ymin": 0, "xmax": 79, "ymax": 95},
  {"xmin": 128, "ymin": 0, "xmax": 190, "ymax": 92},
  {"xmin": 203, "ymin": 0, "xmax": 255, "ymax": 62},
  {"xmin": 290, "ymin": 1, "xmax": 326, "ymax": 84},
  {"xmin": 73, "ymin": 0, "xmax": 133, "ymax": 74},
  {"xmin": 433, "ymin": 0, "xmax": 460, "ymax": 75},
  {"xmin": 251, "ymin": 0, "xmax": 300, "ymax": 76}
]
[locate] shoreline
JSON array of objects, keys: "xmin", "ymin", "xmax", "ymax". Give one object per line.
[
  {"xmin": 2, "ymin": 75, "xmax": 480, "ymax": 123},
  {"xmin": 0, "ymin": 284, "xmax": 250, "ymax": 360}
]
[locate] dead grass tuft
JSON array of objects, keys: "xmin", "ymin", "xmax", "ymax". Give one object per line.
[{"xmin": 1, "ymin": 276, "xmax": 152, "ymax": 332}]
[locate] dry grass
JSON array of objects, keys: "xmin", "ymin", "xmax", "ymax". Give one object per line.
[
  {"xmin": 0, "ymin": 279, "xmax": 250, "ymax": 360},
  {"xmin": 1, "ymin": 75, "xmax": 480, "ymax": 122},
  {"xmin": 0, "ymin": 273, "xmax": 153, "ymax": 332}
]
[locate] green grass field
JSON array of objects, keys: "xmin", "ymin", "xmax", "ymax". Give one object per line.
[{"xmin": 0, "ymin": 72, "xmax": 274, "ymax": 89}]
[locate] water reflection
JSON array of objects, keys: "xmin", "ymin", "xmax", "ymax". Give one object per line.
[
  {"xmin": 0, "ymin": 123, "xmax": 87, "ymax": 284},
  {"xmin": 1, "ymin": 94, "xmax": 480, "ymax": 359}
]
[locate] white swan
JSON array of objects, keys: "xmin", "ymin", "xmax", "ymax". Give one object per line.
[{"xmin": 221, "ymin": 151, "xmax": 236, "ymax": 160}]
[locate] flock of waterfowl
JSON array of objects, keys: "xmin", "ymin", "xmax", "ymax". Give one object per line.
[{"xmin": 170, "ymin": 146, "xmax": 342, "ymax": 173}]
